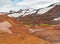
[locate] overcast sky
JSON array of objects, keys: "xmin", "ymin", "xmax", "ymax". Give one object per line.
[{"xmin": 0, "ymin": 0, "xmax": 60, "ymax": 12}]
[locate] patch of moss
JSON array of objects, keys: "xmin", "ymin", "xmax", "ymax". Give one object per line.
[
  {"xmin": 39, "ymin": 24, "xmax": 50, "ymax": 26},
  {"xmin": 23, "ymin": 22, "xmax": 35, "ymax": 27}
]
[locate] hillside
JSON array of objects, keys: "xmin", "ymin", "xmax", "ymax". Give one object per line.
[{"xmin": 17, "ymin": 4, "xmax": 60, "ymax": 25}]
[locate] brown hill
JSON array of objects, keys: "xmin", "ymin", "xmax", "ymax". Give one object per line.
[
  {"xmin": 0, "ymin": 14, "xmax": 51, "ymax": 44},
  {"xmin": 18, "ymin": 5, "xmax": 60, "ymax": 25}
]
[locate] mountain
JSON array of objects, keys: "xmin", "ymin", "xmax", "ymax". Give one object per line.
[
  {"xmin": 41, "ymin": 5, "xmax": 60, "ymax": 21},
  {"xmin": 8, "ymin": 5, "xmax": 55, "ymax": 17},
  {"xmin": 7, "ymin": 2, "xmax": 60, "ymax": 25},
  {"xmin": 16, "ymin": 2, "xmax": 60, "ymax": 25}
]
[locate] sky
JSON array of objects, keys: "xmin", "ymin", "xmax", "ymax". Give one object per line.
[{"xmin": 0, "ymin": 0, "xmax": 60, "ymax": 12}]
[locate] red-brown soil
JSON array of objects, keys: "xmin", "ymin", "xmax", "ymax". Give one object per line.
[{"xmin": 0, "ymin": 15, "xmax": 51, "ymax": 44}]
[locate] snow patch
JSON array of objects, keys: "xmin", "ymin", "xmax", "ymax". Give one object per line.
[
  {"xmin": 37, "ymin": 5, "xmax": 55, "ymax": 14},
  {"xmin": 53, "ymin": 17, "xmax": 60, "ymax": 21}
]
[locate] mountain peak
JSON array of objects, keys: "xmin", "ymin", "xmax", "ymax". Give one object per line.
[{"xmin": 7, "ymin": 2, "xmax": 60, "ymax": 18}]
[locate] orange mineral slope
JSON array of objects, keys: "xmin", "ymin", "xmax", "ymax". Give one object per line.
[{"xmin": 0, "ymin": 14, "xmax": 51, "ymax": 44}]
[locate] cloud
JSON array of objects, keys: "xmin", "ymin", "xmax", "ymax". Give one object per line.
[
  {"xmin": 16, "ymin": 0, "xmax": 60, "ymax": 5},
  {"xmin": 0, "ymin": 0, "xmax": 12, "ymax": 5},
  {"xmin": 16, "ymin": 0, "xmax": 60, "ymax": 9},
  {"xmin": 0, "ymin": 5, "xmax": 13, "ymax": 12},
  {"xmin": 0, "ymin": 0, "xmax": 60, "ymax": 12},
  {"xmin": 0, "ymin": 5, "xmax": 21, "ymax": 12},
  {"xmin": 16, "ymin": 0, "xmax": 40, "ymax": 5}
]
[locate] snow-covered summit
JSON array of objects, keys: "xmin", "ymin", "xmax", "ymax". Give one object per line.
[{"xmin": 8, "ymin": 2, "xmax": 60, "ymax": 18}]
